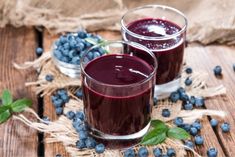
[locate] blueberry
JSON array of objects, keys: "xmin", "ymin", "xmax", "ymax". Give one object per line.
[
  {"xmin": 153, "ymin": 97, "xmax": 158, "ymax": 106},
  {"xmin": 60, "ymin": 36, "xmax": 67, "ymax": 43},
  {"xmin": 53, "ymin": 99, "xmax": 63, "ymax": 108},
  {"xmin": 185, "ymin": 67, "xmax": 193, "ymax": 74},
  {"xmin": 45, "ymin": 74, "xmax": 54, "ymax": 82},
  {"xmin": 169, "ymin": 92, "xmax": 180, "ymax": 103},
  {"xmin": 36, "ymin": 47, "xmax": 43, "ymax": 56},
  {"xmin": 60, "ymin": 56, "xmax": 70, "ymax": 63},
  {"xmin": 55, "ymin": 154, "xmax": 62, "ymax": 157},
  {"xmin": 167, "ymin": 148, "xmax": 176, "ymax": 157},
  {"xmin": 138, "ymin": 147, "xmax": 148, "ymax": 157},
  {"xmin": 56, "ymin": 107, "xmax": 63, "ymax": 115},
  {"xmin": 75, "ymin": 90, "xmax": 83, "ymax": 99},
  {"xmin": 181, "ymin": 124, "xmax": 191, "ymax": 132},
  {"xmin": 192, "ymin": 121, "xmax": 202, "ymax": 130},
  {"xmin": 61, "ymin": 48, "xmax": 69, "ymax": 56},
  {"xmin": 57, "ymin": 89, "xmax": 67, "ymax": 96},
  {"xmin": 79, "ymin": 130, "xmax": 88, "ymax": 140},
  {"xmin": 184, "ymin": 77, "xmax": 192, "ymax": 86},
  {"xmin": 61, "ymin": 94, "xmax": 69, "ymax": 103},
  {"xmin": 177, "ymin": 87, "xmax": 185, "ymax": 95},
  {"xmin": 184, "ymin": 102, "xmax": 193, "ymax": 110},
  {"xmin": 95, "ymin": 143, "xmax": 105, "ymax": 154},
  {"xmin": 68, "ymin": 50, "xmax": 77, "ymax": 58},
  {"xmin": 71, "ymin": 56, "xmax": 80, "ymax": 65},
  {"xmin": 85, "ymin": 137, "xmax": 97, "ymax": 148},
  {"xmin": 124, "ymin": 148, "xmax": 135, "ymax": 157},
  {"xmin": 66, "ymin": 111, "xmax": 75, "ymax": 120},
  {"xmin": 54, "ymin": 50, "xmax": 63, "ymax": 59},
  {"xmin": 98, "ymin": 47, "xmax": 106, "ymax": 55},
  {"xmin": 174, "ymin": 117, "xmax": 184, "ymax": 126},
  {"xmin": 195, "ymin": 135, "xmax": 204, "ymax": 145},
  {"xmin": 195, "ymin": 97, "xmax": 205, "ymax": 107},
  {"xmin": 207, "ymin": 147, "xmax": 218, "ymax": 157},
  {"xmin": 180, "ymin": 93, "xmax": 189, "ymax": 101},
  {"xmin": 77, "ymin": 31, "xmax": 87, "ymax": 39},
  {"xmin": 87, "ymin": 52, "xmax": 94, "ymax": 60},
  {"xmin": 93, "ymin": 51, "xmax": 101, "ymax": 59},
  {"xmin": 233, "ymin": 64, "xmax": 235, "ymax": 72},
  {"xmin": 153, "ymin": 147, "xmax": 162, "ymax": 157},
  {"xmin": 190, "ymin": 127, "xmax": 198, "ymax": 136},
  {"xmin": 76, "ymin": 140, "xmax": 86, "ymax": 149},
  {"xmin": 162, "ymin": 155, "xmax": 169, "ymax": 157},
  {"xmin": 162, "ymin": 109, "xmax": 171, "ymax": 117},
  {"xmin": 184, "ymin": 140, "xmax": 194, "ymax": 150},
  {"xmin": 63, "ymin": 42, "xmax": 70, "ymax": 50},
  {"xmin": 210, "ymin": 119, "xmax": 218, "ymax": 127},
  {"xmin": 51, "ymin": 95, "xmax": 59, "ymax": 102},
  {"xmin": 74, "ymin": 123, "xmax": 86, "ymax": 132},
  {"xmin": 69, "ymin": 40, "xmax": 78, "ymax": 48},
  {"xmin": 189, "ymin": 96, "xmax": 196, "ymax": 105},
  {"xmin": 213, "ymin": 66, "xmax": 222, "ymax": 76},
  {"xmin": 221, "ymin": 122, "xmax": 230, "ymax": 132},
  {"xmin": 77, "ymin": 42, "xmax": 85, "ymax": 51},
  {"xmin": 75, "ymin": 111, "xmax": 85, "ymax": 121}
]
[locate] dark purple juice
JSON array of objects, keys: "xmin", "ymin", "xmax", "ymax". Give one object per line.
[
  {"xmin": 82, "ymin": 54, "xmax": 154, "ymax": 136},
  {"xmin": 126, "ymin": 18, "xmax": 185, "ymax": 84}
]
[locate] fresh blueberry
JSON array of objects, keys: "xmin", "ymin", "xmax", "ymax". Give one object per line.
[
  {"xmin": 55, "ymin": 107, "xmax": 63, "ymax": 115},
  {"xmin": 63, "ymin": 42, "xmax": 70, "ymax": 50},
  {"xmin": 195, "ymin": 97, "xmax": 205, "ymax": 107},
  {"xmin": 185, "ymin": 77, "xmax": 192, "ymax": 86},
  {"xmin": 74, "ymin": 123, "xmax": 86, "ymax": 132},
  {"xmin": 55, "ymin": 154, "xmax": 62, "ymax": 157},
  {"xmin": 180, "ymin": 93, "xmax": 189, "ymax": 101},
  {"xmin": 174, "ymin": 117, "xmax": 184, "ymax": 127},
  {"xmin": 45, "ymin": 74, "xmax": 54, "ymax": 82},
  {"xmin": 76, "ymin": 140, "xmax": 86, "ymax": 149},
  {"xmin": 138, "ymin": 147, "xmax": 148, "ymax": 157},
  {"xmin": 71, "ymin": 56, "xmax": 80, "ymax": 65},
  {"xmin": 184, "ymin": 140, "xmax": 194, "ymax": 150},
  {"xmin": 181, "ymin": 124, "xmax": 191, "ymax": 132},
  {"xmin": 95, "ymin": 143, "xmax": 105, "ymax": 154},
  {"xmin": 207, "ymin": 147, "xmax": 218, "ymax": 157},
  {"xmin": 189, "ymin": 96, "xmax": 196, "ymax": 105},
  {"xmin": 190, "ymin": 127, "xmax": 198, "ymax": 136},
  {"xmin": 75, "ymin": 111, "xmax": 85, "ymax": 121},
  {"xmin": 153, "ymin": 97, "xmax": 158, "ymax": 106},
  {"xmin": 167, "ymin": 148, "xmax": 176, "ymax": 157},
  {"xmin": 184, "ymin": 102, "xmax": 193, "ymax": 110},
  {"xmin": 169, "ymin": 92, "xmax": 180, "ymax": 103},
  {"xmin": 36, "ymin": 47, "xmax": 43, "ymax": 56},
  {"xmin": 61, "ymin": 94, "xmax": 69, "ymax": 103},
  {"xmin": 60, "ymin": 56, "xmax": 70, "ymax": 63},
  {"xmin": 210, "ymin": 119, "xmax": 218, "ymax": 127},
  {"xmin": 177, "ymin": 87, "xmax": 185, "ymax": 95},
  {"xmin": 77, "ymin": 42, "xmax": 85, "ymax": 51},
  {"xmin": 162, "ymin": 155, "xmax": 169, "ymax": 157},
  {"xmin": 54, "ymin": 50, "xmax": 63, "ymax": 59},
  {"xmin": 60, "ymin": 36, "xmax": 67, "ymax": 43},
  {"xmin": 66, "ymin": 111, "xmax": 75, "ymax": 120},
  {"xmin": 69, "ymin": 40, "xmax": 78, "ymax": 48},
  {"xmin": 93, "ymin": 51, "xmax": 101, "ymax": 59},
  {"xmin": 75, "ymin": 90, "xmax": 83, "ymax": 99},
  {"xmin": 79, "ymin": 131, "xmax": 88, "ymax": 140},
  {"xmin": 124, "ymin": 148, "xmax": 135, "ymax": 157},
  {"xmin": 185, "ymin": 67, "xmax": 193, "ymax": 74},
  {"xmin": 153, "ymin": 147, "xmax": 162, "ymax": 157},
  {"xmin": 85, "ymin": 137, "xmax": 97, "ymax": 148},
  {"xmin": 57, "ymin": 89, "xmax": 67, "ymax": 96},
  {"xmin": 162, "ymin": 109, "xmax": 171, "ymax": 117},
  {"xmin": 77, "ymin": 31, "xmax": 87, "ymax": 39},
  {"xmin": 87, "ymin": 52, "xmax": 94, "ymax": 60},
  {"xmin": 53, "ymin": 99, "xmax": 63, "ymax": 108},
  {"xmin": 221, "ymin": 122, "xmax": 230, "ymax": 132},
  {"xmin": 192, "ymin": 121, "xmax": 202, "ymax": 130},
  {"xmin": 195, "ymin": 135, "xmax": 204, "ymax": 145},
  {"xmin": 61, "ymin": 48, "xmax": 69, "ymax": 56},
  {"xmin": 213, "ymin": 66, "xmax": 222, "ymax": 76},
  {"xmin": 51, "ymin": 95, "xmax": 59, "ymax": 102},
  {"xmin": 68, "ymin": 50, "xmax": 77, "ymax": 58}
]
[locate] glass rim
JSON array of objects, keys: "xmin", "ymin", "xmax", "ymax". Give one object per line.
[
  {"xmin": 121, "ymin": 4, "xmax": 188, "ymax": 41},
  {"xmin": 80, "ymin": 40, "xmax": 157, "ymax": 88}
]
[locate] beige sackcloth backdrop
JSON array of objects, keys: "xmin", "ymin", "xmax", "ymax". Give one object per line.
[{"xmin": 1, "ymin": 0, "xmax": 235, "ymax": 44}]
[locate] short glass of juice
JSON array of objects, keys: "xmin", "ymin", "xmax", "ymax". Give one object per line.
[
  {"xmin": 121, "ymin": 5, "xmax": 187, "ymax": 99},
  {"xmin": 80, "ymin": 41, "xmax": 157, "ymax": 148}
]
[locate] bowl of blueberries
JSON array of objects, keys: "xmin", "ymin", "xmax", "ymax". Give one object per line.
[{"xmin": 52, "ymin": 30, "xmax": 106, "ymax": 78}]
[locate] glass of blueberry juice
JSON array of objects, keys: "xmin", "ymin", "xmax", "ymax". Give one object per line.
[
  {"xmin": 80, "ymin": 41, "xmax": 157, "ymax": 148},
  {"xmin": 121, "ymin": 5, "xmax": 187, "ymax": 99}
]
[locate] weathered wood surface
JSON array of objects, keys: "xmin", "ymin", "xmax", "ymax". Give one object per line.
[{"xmin": 0, "ymin": 27, "xmax": 38, "ymax": 157}]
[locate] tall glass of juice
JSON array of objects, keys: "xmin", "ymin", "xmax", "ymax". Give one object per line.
[
  {"xmin": 80, "ymin": 41, "xmax": 157, "ymax": 147},
  {"xmin": 121, "ymin": 5, "xmax": 187, "ymax": 99}
]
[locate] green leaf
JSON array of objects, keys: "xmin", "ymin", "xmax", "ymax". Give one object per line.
[
  {"xmin": 0, "ymin": 109, "xmax": 11, "ymax": 123},
  {"xmin": 141, "ymin": 128, "xmax": 166, "ymax": 145},
  {"xmin": 0, "ymin": 105, "xmax": 11, "ymax": 113},
  {"xmin": 1, "ymin": 90, "xmax": 12, "ymax": 105},
  {"xmin": 167, "ymin": 127, "xmax": 190, "ymax": 140},
  {"xmin": 151, "ymin": 119, "xmax": 169, "ymax": 131},
  {"xmin": 11, "ymin": 98, "xmax": 32, "ymax": 112}
]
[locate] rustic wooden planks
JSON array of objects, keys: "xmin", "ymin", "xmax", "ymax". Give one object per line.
[{"xmin": 0, "ymin": 27, "xmax": 38, "ymax": 157}]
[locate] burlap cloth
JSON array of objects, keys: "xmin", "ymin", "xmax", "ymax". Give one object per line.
[{"xmin": 1, "ymin": 0, "xmax": 235, "ymax": 45}]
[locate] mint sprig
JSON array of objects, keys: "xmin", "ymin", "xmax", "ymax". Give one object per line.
[
  {"xmin": 141, "ymin": 120, "xmax": 190, "ymax": 145},
  {"xmin": 0, "ymin": 90, "xmax": 32, "ymax": 123}
]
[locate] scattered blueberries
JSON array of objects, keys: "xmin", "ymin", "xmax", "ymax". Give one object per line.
[
  {"xmin": 190, "ymin": 127, "xmax": 198, "ymax": 136},
  {"xmin": 183, "ymin": 101, "xmax": 193, "ymax": 110},
  {"xmin": 162, "ymin": 109, "xmax": 171, "ymax": 117},
  {"xmin": 166, "ymin": 148, "xmax": 176, "ymax": 157},
  {"xmin": 194, "ymin": 97, "xmax": 205, "ymax": 107},
  {"xmin": 55, "ymin": 107, "xmax": 63, "ymax": 115},
  {"xmin": 192, "ymin": 121, "xmax": 202, "ymax": 130},
  {"xmin": 181, "ymin": 123, "xmax": 191, "ymax": 132},
  {"xmin": 210, "ymin": 119, "xmax": 218, "ymax": 127},
  {"xmin": 36, "ymin": 47, "xmax": 43, "ymax": 56},
  {"xmin": 179, "ymin": 92, "xmax": 189, "ymax": 102},
  {"xmin": 138, "ymin": 147, "xmax": 148, "ymax": 157},
  {"xmin": 51, "ymin": 89, "xmax": 70, "ymax": 115},
  {"xmin": 194, "ymin": 135, "xmax": 204, "ymax": 145},
  {"xmin": 185, "ymin": 67, "xmax": 193, "ymax": 74},
  {"xmin": 189, "ymin": 96, "xmax": 196, "ymax": 105},
  {"xmin": 45, "ymin": 74, "xmax": 54, "ymax": 82},
  {"xmin": 79, "ymin": 130, "xmax": 88, "ymax": 140},
  {"xmin": 184, "ymin": 77, "xmax": 192, "ymax": 86},
  {"xmin": 213, "ymin": 65, "xmax": 222, "ymax": 76},
  {"xmin": 85, "ymin": 137, "xmax": 97, "ymax": 149},
  {"xmin": 153, "ymin": 147, "xmax": 162, "ymax": 157},
  {"xmin": 75, "ymin": 89, "xmax": 83, "ymax": 99},
  {"xmin": 174, "ymin": 117, "xmax": 184, "ymax": 126},
  {"xmin": 76, "ymin": 140, "xmax": 86, "ymax": 149},
  {"xmin": 207, "ymin": 147, "xmax": 218, "ymax": 157},
  {"xmin": 124, "ymin": 148, "xmax": 135, "ymax": 157},
  {"xmin": 221, "ymin": 122, "xmax": 230, "ymax": 132},
  {"xmin": 184, "ymin": 140, "xmax": 194, "ymax": 150},
  {"xmin": 169, "ymin": 92, "xmax": 180, "ymax": 103},
  {"xmin": 95, "ymin": 143, "xmax": 105, "ymax": 154},
  {"xmin": 66, "ymin": 111, "xmax": 75, "ymax": 120}
]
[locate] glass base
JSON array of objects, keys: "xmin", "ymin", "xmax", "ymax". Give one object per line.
[{"xmin": 154, "ymin": 78, "xmax": 181, "ymax": 100}]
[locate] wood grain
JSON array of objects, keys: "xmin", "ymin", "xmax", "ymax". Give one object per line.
[{"xmin": 0, "ymin": 27, "xmax": 38, "ymax": 157}]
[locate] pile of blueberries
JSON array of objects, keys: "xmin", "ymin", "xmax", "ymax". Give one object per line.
[
  {"xmin": 52, "ymin": 31, "xmax": 106, "ymax": 65},
  {"xmin": 51, "ymin": 89, "xmax": 70, "ymax": 115}
]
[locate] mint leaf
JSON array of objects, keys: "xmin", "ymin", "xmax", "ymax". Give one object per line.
[
  {"xmin": 11, "ymin": 98, "xmax": 32, "ymax": 112},
  {"xmin": 1, "ymin": 90, "xmax": 12, "ymax": 105},
  {"xmin": 0, "ymin": 109, "xmax": 11, "ymax": 123},
  {"xmin": 0, "ymin": 106, "xmax": 11, "ymax": 113},
  {"xmin": 141, "ymin": 128, "xmax": 166, "ymax": 145},
  {"xmin": 167, "ymin": 127, "xmax": 190, "ymax": 140},
  {"xmin": 151, "ymin": 119, "xmax": 168, "ymax": 131}
]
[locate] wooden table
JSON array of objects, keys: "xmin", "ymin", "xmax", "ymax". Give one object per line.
[{"xmin": 0, "ymin": 26, "xmax": 235, "ymax": 157}]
